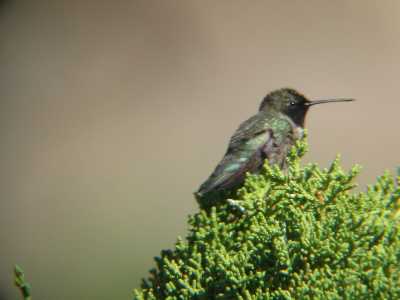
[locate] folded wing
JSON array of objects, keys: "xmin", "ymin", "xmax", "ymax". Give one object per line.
[{"xmin": 196, "ymin": 114, "xmax": 272, "ymax": 197}]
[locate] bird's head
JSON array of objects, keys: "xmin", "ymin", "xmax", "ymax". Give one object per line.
[{"xmin": 259, "ymin": 88, "xmax": 354, "ymax": 127}]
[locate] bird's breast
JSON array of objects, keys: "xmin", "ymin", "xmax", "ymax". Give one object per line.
[{"xmin": 293, "ymin": 126, "xmax": 304, "ymax": 140}]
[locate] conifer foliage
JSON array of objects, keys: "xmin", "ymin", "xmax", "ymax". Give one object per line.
[{"xmin": 133, "ymin": 137, "xmax": 400, "ymax": 299}]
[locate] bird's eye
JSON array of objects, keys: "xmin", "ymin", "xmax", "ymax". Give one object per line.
[{"xmin": 290, "ymin": 101, "xmax": 296, "ymax": 106}]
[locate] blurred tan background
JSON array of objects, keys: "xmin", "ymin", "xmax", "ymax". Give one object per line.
[{"xmin": 1, "ymin": 0, "xmax": 399, "ymax": 299}]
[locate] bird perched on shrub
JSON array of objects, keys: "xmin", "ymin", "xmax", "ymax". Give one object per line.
[{"xmin": 195, "ymin": 88, "xmax": 354, "ymax": 206}]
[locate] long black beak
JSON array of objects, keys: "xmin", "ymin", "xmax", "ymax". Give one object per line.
[{"xmin": 306, "ymin": 98, "xmax": 355, "ymax": 106}]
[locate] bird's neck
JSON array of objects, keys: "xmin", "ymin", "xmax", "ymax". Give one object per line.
[
  {"xmin": 285, "ymin": 110, "xmax": 307, "ymax": 128},
  {"xmin": 282, "ymin": 113, "xmax": 305, "ymax": 139}
]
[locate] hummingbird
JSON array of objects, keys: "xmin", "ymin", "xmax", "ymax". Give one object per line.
[{"xmin": 195, "ymin": 88, "xmax": 354, "ymax": 206}]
